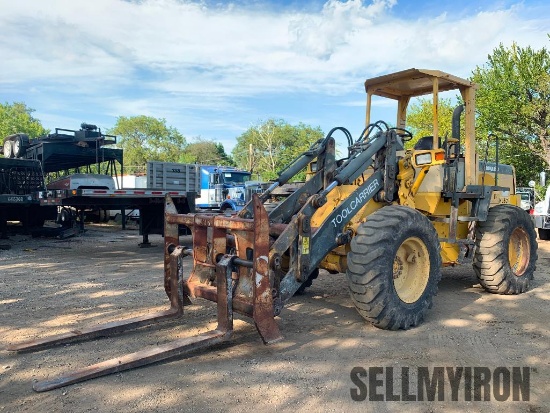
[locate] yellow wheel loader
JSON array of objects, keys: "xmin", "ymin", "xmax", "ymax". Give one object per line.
[{"xmin": 10, "ymin": 68, "xmax": 537, "ymax": 391}]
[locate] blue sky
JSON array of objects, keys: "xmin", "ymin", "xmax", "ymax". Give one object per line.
[{"xmin": 1, "ymin": 0, "xmax": 549, "ymax": 154}]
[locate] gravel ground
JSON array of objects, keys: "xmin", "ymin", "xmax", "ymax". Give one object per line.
[{"xmin": 0, "ymin": 223, "xmax": 549, "ymax": 413}]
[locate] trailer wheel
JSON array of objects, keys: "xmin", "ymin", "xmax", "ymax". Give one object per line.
[
  {"xmin": 3, "ymin": 140, "xmax": 13, "ymax": 158},
  {"xmin": 346, "ymin": 206, "xmax": 441, "ymax": 330},
  {"xmin": 57, "ymin": 207, "xmax": 74, "ymax": 228},
  {"xmin": 473, "ymin": 205, "xmax": 537, "ymax": 294},
  {"xmin": 11, "ymin": 135, "xmax": 27, "ymax": 158},
  {"xmin": 98, "ymin": 209, "xmax": 109, "ymax": 222},
  {"xmin": 538, "ymin": 228, "xmax": 550, "ymax": 240}
]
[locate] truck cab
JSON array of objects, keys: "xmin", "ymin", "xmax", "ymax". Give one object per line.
[
  {"xmin": 198, "ymin": 166, "xmax": 259, "ymax": 211},
  {"xmin": 515, "ymin": 187, "xmax": 534, "ymax": 211}
]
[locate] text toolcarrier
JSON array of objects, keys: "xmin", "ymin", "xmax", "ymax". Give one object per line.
[{"xmin": 331, "ymin": 179, "xmax": 380, "ymax": 227}]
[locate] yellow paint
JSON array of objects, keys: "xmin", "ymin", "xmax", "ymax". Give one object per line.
[
  {"xmin": 320, "ymin": 245, "xmax": 348, "ymax": 274},
  {"xmin": 310, "ymin": 183, "xmax": 384, "ymax": 230},
  {"xmin": 301, "ymin": 236, "xmax": 310, "ymax": 255},
  {"xmin": 396, "ymin": 153, "xmax": 416, "ymax": 208},
  {"xmin": 393, "ymin": 236, "xmax": 431, "ymax": 303},
  {"xmin": 312, "ymin": 70, "xmax": 526, "ymax": 273},
  {"xmin": 441, "ymin": 243, "xmax": 460, "ymax": 264}
]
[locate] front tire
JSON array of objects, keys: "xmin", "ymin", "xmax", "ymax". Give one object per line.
[
  {"xmin": 347, "ymin": 206, "xmax": 442, "ymax": 330},
  {"xmin": 473, "ymin": 205, "xmax": 537, "ymax": 294}
]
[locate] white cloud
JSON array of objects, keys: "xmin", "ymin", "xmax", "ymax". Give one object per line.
[
  {"xmin": 2, "ymin": 0, "xmax": 547, "ymax": 91},
  {"xmin": 289, "ymin": 0, "xmax": 397, "ymax": 60},
  {"xmin": 0, "ymin": 0, "xmax": 548, "ymax": 150}
]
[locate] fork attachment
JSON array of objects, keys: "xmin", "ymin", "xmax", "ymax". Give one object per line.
[
  {"xmin": 32, "ymin": 249, "xmax": 235, "ymax": 392},
  {"xmin": 16, "ymin": 194, "xmax": 280, "ymax": 392},
  {"xmin": 167, "ymin": 193, "xmax": 282, "ymax": 344}
]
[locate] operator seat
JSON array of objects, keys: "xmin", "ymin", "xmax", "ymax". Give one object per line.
[{"xmin": 414, "ymin": 136, "xmax": 441, "ymax": 150}]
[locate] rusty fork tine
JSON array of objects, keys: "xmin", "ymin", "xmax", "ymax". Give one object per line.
[
  {"xmin": 6, "ymin": 309, "xmax": 182, "ymax": 352},
  {"xmin": 31, "ymin": 249, "xmax": 235, "ymax": 392},
  {"xmin": 7, "ymin": 246, "xmax": 186, "ymax": 353},
  {"xmin": 32, "ymin": 330, "xmax": 228, "ymax": 392}
]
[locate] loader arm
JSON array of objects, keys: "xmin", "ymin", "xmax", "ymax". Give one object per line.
[
  {"xmin": 239, "ymin": 130, "xmax": 337, "ymax": 223},
  {"xmin": 276, "ymin": 170, "xmax": 384, "ymax": 301},
  {"xmin": 269, "ymin": 129, "xmax": 401, "ymax": 299}
]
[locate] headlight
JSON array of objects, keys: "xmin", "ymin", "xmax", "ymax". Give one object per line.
[{"xmin": 415, "ymin": 153, "xmax": 432, "ymax": 165}]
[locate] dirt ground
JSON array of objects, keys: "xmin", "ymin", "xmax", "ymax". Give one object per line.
[{"xmin": 0, "ymin": 223, "xmax": 549, "ymax": 413}]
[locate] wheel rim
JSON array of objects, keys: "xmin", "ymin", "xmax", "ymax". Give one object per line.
[
  {"xmin": 508, "ymin": 227, "xmax": 530, "ymax": 276},
  {"xmin": 393, "ymin": 236, "xmax": 430, "ymax": 303}
]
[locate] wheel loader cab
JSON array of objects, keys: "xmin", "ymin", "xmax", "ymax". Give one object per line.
[
  {"xmin": 365, "ymin": 68, "xmax": 477, "ymax": 181},
  {"xmin": 363, "ymin": 68, "xmax": 535, "ymax": 271}
]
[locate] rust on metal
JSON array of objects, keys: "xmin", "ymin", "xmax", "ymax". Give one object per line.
[
  {"xmin": 193, "ymin": 284, "xmax": 254, "ymax": 317},
  {"xmin": 268, "ymin": 223, "xmax": 288, "ymax": 237},
  {"xmin": 6, "ymin": 309, "xmax": 182, "ymax": 353},
  {"xmin": 165, "ymin": 213, "xmax": 255, "ymax": 231},
  {"xmin": 33, "ymin": 330, "xmax": 228, "ymax": 392},
  {"xmin": 15, "ymin": 193, "xmax": 286, "ymax": 391},
  {"xmin": 251, "ymin": 195, "xmax": 283, "ymax": 344},
  {"xmin": 32, "ymin": 229, "xmax": 237, "ymax": 393}
]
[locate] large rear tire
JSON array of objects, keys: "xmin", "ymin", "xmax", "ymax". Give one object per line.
[
  {"xmin": 347, "ymin": 206, "xmax": 442, "ymax": 330},
  {"xmin": 473, "ymin": 205, "xmax": 537, "ymax": 294}
]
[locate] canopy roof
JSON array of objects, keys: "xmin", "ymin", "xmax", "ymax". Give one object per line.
[{"xmin": 364, "ymin": 68, "xmax": 477, "ymax": 100}]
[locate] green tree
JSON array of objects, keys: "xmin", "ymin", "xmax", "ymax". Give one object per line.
[
  {"xmin": 183, "ymin": 137, "xmax": 234, "ymax": 165},
  {"xmin": 405, "ymin": 97, "xmax": 456, "ymax": 148},
  {"xmin": 232, "ymin": 119, "xmax": 324, "ymax": 181},
  {"xmin": 495, "ymin": 138, "xmax": 546, "ymax": 186},
  {"xmin": 472, "ymin": 40, "xmax": 550, "ymax": 185},
  {"xmin": 0, "ymin": 102, "xmax": 48, "ymax": 141},
  {"xmin": 108, "ymin": 116, "xmax": 187, "ymax": 174}
]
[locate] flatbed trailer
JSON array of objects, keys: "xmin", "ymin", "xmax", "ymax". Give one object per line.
[
  {"xmin": 0, "ymin": 193, "xmax": 56, "ymax": 238},
  {"xmin": 2, "ymin": 125, "xmax": 197, "ymax": 242},
  {"xmin": 0, "ymin": 159, "xmax": 197, "ymax": 242},
  {"xmin": 38, "ymin": 188, "xmax": 196, "ymax": 244}
]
